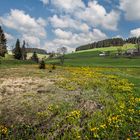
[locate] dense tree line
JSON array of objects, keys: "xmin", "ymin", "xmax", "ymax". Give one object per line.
[
  {"xmin": 76, "ymin": 38, "xmax": 124, "ymax": 51},
  {"xmin": 0, "ymin": 26, "xmax": 7, "ymax": 57},
  {"xmin": 25, "ymin": 48, "xmax": 47, "ymax": 54},
  {"xmin": 76, "ymin": 37, "xmax": 140, "ymax": 52},
  {"xmin": 13, "ymin": 46, "xmax": 47, "ymax": 55},
  {"xmin": 126, "ymin": 37, "xmax": 140, "ymax": 44}
]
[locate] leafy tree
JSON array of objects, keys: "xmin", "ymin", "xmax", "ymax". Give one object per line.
[
  {"xmin": 31, "ymin": 51, "xmax": 39, "ymax": 63},
  {"xmin": 0, "ymin": 26, "xmax": 7, "ymax": 57},
  {"xmin": 14, "ymin": 39, "xmax": 22, "ymax": 60},
  {"xmin": 21, "ymin": 40, "xmax": 27, "ymax": 60},
  {"xmin": 57, "ymin": 47, "xmax": 67, "ymax": 65}
]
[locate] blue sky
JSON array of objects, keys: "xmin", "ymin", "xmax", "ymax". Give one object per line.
[{"xmin": 0, "ymin": 0, "xmax": 140, "ymax": 52}]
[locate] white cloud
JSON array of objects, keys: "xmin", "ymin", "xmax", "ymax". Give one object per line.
[
  {"xmin": 46, "ymin": 28, "xmax": 107, "ymax": 52},
  {"xmin": 130, "ymin": 28, "xmax": 140, "ymax": 37},
  {"xmin": 76, "ymin": 1, "xmax": 120, "ymax": 30},
  {"xmin": 37, "ymin": 17, "xmax": 47, "ymax": 27},
  {"xmin": 51, "ymin": 0, "xmax": 85, "ymax": 12},
  {"xmin": 0, "ymin": 9, "xmax": 47, "ymax": 37},
  {"xmin": 112, "ymin": 35, "xmax": 122, "ymax": 38},
  {"xmin": 54, "ymin": 29, "xmax": 72, "ymax": 39},
  {"xmin": 5, "ymin": 33, "xmax": 14, "ymax": 41},
  {"xmin": 4, "ymin": 32, "xmax": 15, "ymax": 48},
  {"xmin": 22, "ymin": 34, "xmax": 41, "ymax": 47},
  {"xmin": 50, "ymin": 15, "xmax": 89, "ymax": 32},
  {"xmin": 119, "ymin": 0, "xmax": 140, "ymax": 20},
  {"xmin": 40, "ymin": 0, "xmax": 49, "ymax": 5},
  {"xmin": 49, "ymin": 1, "xmax": 120, "ymax": 31},
  {"xmin": 0, "ymin": 9, "xmax": 47, "ymax": 47}
]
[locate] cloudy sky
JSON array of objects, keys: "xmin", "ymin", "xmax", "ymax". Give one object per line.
[{"xmin": 0, "ymin": 0, "xmax": 140, "ymax": 52}]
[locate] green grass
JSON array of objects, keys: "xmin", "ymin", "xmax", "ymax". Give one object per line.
[
  {"xmin": 65, "ymin": 57, "xmax": 140, "ymax": 67},
  {"xmin": 46, "ymin": 44, "xmax": 140, "ymax": 67},
  {"xmin": 0, "ymin": 59, "xmax": 35, "ymax": 68},
  {"xmin": 46, "ymin": 43, "xmax": 140, "ymax": 67},
  {"xmin": 46, "ymin": 56, "xmax": 140, "ymax": 68},
  {"xmin": 0, "ymin": 53, "xmax": 49, "ymax": 68}
]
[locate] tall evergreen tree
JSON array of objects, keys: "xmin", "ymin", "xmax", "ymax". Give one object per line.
[
  {"xmin": 39, "ymin": 59, "xmax": 45, "ymax": 69},
  {"xmin": 21, "ymin": 40, "xmax": 27, "ymax": 60},
  {"xmin": 31, "ymin": 51, "xmax": 39, "ymax": 63},
  {"xmin": 0, "ymin": 26, "xmax": 7, "ymax": 57},
  {"xmin": 14, "ymin": 39, "xmax": 22, "ymax": 60}
]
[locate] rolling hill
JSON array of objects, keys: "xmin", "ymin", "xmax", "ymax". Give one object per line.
[{"xmin": 46, "ymin": 44, "xmax": 140, "ymax": 67}]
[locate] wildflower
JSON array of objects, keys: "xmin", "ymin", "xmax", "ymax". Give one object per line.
[
  {"xmin": 128, "ymin": 109, "xmax": 135, "ymax": 114},
  {"xmin": 48, "ymin": 105, "xmax": 53, "ymax": 111},
  {"xmin": 67, "ymin": 110, "xmax": 81, "ymax": 119},
  {"xmin": 100, "ymin": 124, "xmax": 107, "ymax": 129},
  {"xmin": 77, "ymin": 135, "xmax": 81, "ymax": 139},
  {"xmin": 90, "ymin": 127, "xmax": 99, "ymax": 132},
  {"xmin": 0, "ymin": 125, "xmax": 8, "ymax": 134}
]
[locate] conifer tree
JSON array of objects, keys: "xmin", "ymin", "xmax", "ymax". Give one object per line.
[
  {"xmin": 39, "ymin": 59, "xmax": 45, "ymax": 69},
  {"xmin": 31, "ymin": 51, "xmax": 39, "ymax": 63},
  {"xmin": 14, "ymin": 39, "xmax": 22, "ymax": 60},
  {"xmin": 0, "ymin": 26, "xmax": 7, "ymax": 57},
  {"xmin": 21, "ymin": 40, "xmax": 27, "ymax": 60}
]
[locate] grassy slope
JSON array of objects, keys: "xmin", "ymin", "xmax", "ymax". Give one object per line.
[
  {"xmin": 0, "ymin": 54, "xmax": 34, "ymax": 68},
  {"xmin": 74, "ymin": 43, "xmax": 136, "ymax": 53},
  {"xmin": 64, "ymin": 57, "xmax": 140, "ymax": 67},
  {"xmin": 46, "ymin": 44, "xmax": 140, "ymax": 67},
  {"xmin": 0, "ymin": 53, "xmax": 49, "ymax": 68}
]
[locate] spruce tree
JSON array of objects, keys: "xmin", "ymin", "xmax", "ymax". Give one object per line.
[
  {"xmin": 21, "ymin": 40, "xmax": 27, "ymax": 60},
  {"xmin": 31, "ymin": 51, "xmax": 39, "ymax": 63},
  {"xmin": 39, "ymin": 59, "xmax": 45, "ymax": 69},
  {"xmin": 14, "ymin": 39, "xmax": 22, "ymax": 60},
  {"xmin": 0, "ymin": 26, "xmax": 7, "ymax": 57}
]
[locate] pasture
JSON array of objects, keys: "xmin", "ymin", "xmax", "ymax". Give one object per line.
[
  {"xmin": 0, "ymin": 60, "xmax": 140, "ymax": 139},
  {"xmin": 46, "ymin": 44, "xmax": 140, "ymax": 68}
]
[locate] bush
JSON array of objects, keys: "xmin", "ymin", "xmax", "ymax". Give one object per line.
[
  {"xmin": 31, "ymin": 52, "xmax": 39, "ymax": 63},
  {"xmin": 52, "ymin": 64, "xmax": 56, "ymax": 70},
  {"xmin": 39, "ymin": 60, "xmax": 45, "ymax": 69}
]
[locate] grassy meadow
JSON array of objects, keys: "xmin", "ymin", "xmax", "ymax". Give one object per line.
[
  {"xmin": 0, "ymin": 57, "xmax": 140, "ymax": 139},
  {"xmin": 46, "ymin": 44, "xmax": 140, "ymax": 68},
  {"xmin": 74, "ymin": 43, "xmax": 136, "ymax": 53}
]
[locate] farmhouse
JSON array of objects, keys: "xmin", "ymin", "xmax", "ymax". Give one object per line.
[{"xmin": 125, "ymin": 49, "xmax": 139, "ymax": 56}]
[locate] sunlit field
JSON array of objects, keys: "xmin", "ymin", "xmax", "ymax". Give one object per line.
[
  {"xmin": 1, "ymin": 0, "xmax": 140, "ymax": 139},
  {"xmin": 0, "ymin": 63, "xmax": 139, "ymax": 139}
]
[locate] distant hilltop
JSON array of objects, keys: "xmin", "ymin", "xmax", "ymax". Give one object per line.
[
  {"xmin": 76, "ymin": 37, "xmax": 140, "ymax": 52},
  {"xmin": 25, "ymin": 48, "xmax": 47, "ymax": 54},
  {"xmin": 12, "ymin": 47, "xmax": 47, "ymax": 54}
]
